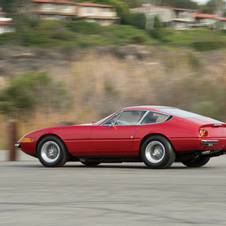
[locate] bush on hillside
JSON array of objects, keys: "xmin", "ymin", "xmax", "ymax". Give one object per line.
[
  {"xmin": 148, "ymin": 16, "xmax": 171, "ymax": 42},
  {"xmin": 193, "ymin": 41, "xmax": 226, "ymax": 51},
  {"xmin": 66, "ymin": 21, "xmax": 103, "ymax": 34},
  {"xmin": 120, "ymin": 12, "xmax": 146, "ymax": 30},
  {"xmin": 0, "ymin": 72, "xmax": 70, "ymax": 117},
  {"xmin": 192, "ymin": 101, "xmax": 220, "ymax": 119},
  {"xmin": 0, "ymin": 32, "xmax": 19, "ymax": 45}
]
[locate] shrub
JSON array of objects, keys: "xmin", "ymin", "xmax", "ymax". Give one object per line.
[
  {"xmin": 0, "ymin": 32, "xmax": 19, "ymax": 45},
  {"xmin": 27, "ymin": 18, "xmax": 41, "ymax": 29},
  {"xmin": 191, "ymin": 101, "xmax": 220, "ymax": 119},
  {"xmin": 50, "ymin": 28, "xmax": 75, "ymax": 41},
  {"xmin": 187, "ymin": 52, "xmax": 202, "ymax": 71},
  {"xmin": 149, "ymin": 28, "xmax": 162, "ymax": 39},
  {"xmin": 193, "ymin": 41, "xmax": 226, "ymax": 51},
  {"xmin": 120, "ymin": 12, "xmax": 146, "ymax": 30},
  {"xmin": 66, "ymin": 21, "xmax": 102, "ymax": 34},
  {"xmin": 20, "ymin": 26, "xmax": 35, "ymax": 46},
  {"xmin": 148, "ymin": 17, "xmax": 167, "ymax": 41},
  {"xmin": 129, "ymin": 35, "xmax": 146, "ymax": 44},
  {"xmin": 0, "ymin": 72, "xmax": 70, "ymax": 117}
]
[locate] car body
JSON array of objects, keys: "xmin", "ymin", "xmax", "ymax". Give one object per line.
[{"xmin": 15, "ymin": 106, "xmax": 226, "ymax": 168}]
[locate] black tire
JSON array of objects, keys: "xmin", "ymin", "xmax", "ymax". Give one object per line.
[
  {"xmin": 80, "ymin": 160, "xmax": 101, "ymax": 167},
  {"xmin": 141, "ymin": 135, "xmax": 176, "ymax": 169},
  {"xmin": 37, "ymin": 135, "xmax": 69, "ymax": 167},
  {"xmin": 182, "ymin": 157, "xmax": 210, "ymax": 168}
]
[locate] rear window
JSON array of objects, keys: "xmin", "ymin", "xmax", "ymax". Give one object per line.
[{"xmin": 158, "ymin": 108, "xmax": 203, "ymax": 118}]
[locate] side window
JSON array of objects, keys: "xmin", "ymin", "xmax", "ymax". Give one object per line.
[
  {"xmin": 115, "ymin": 111, "xmax": 146, "ymax": 125},
  {"xmin": 141, "ymin": 112, "xmax": 169, "ymax": 124},
  {"xmin": 103, "ymin": 112, "xmax": 121, "ymax": 125}
]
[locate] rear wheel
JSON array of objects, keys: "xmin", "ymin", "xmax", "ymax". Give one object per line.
[
  {"xmin": 37, "ymin": 135, "xmax": 69, "ymax": 167},
  {"xmin": 182, "ymin": 157, "xmax": 210, "ymax": 167},
  {"xmin": 141, "ymin": 135, "xmax": 176, "ymax": 169}
]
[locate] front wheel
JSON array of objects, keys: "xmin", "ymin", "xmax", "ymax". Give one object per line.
[
  {"xmin": 141, "ymin": 135, "xmax": 176, "ymax": 169},
  {"xmin": 182, "ymin": 157, "xmax": 210, "ymax": 167},
  {"xmin": 37, "ymin": 135, "xmax": 69, "ymax": 167}
]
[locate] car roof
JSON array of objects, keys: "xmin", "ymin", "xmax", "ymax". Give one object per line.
[{"xmin": 121, "ymin": 106, "xmax": 176, "ymax": 111}]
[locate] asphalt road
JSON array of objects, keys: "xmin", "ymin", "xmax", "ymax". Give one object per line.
[{"xmin": 0, "ymin": 150, "xmax": 226, "ymax": 226}]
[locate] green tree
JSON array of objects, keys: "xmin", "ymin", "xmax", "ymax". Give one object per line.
[
  {"xmin": 201, "ymin": 0, "xmax": 226, "ymax": 15},
  {"xmin": 161, "ymin": 0, "xmax": 199, "ymax": 9},
  {"xmin": 120, "ymin": 0, "xmax": 145, "ymax": 8},
  {"xmin": 121, "ymin": 12, "xmax": 146, "ymax": 29},
  {"xmin": 0, "ymin": 0, "xmax": 29, "ymax": 13},
  {"xmin": 0, "ymin": 72, "xmax": 70, "ymax": 117}
]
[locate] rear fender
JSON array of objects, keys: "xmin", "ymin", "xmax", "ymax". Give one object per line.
[{"xmin": 139, "ymin": 133, "xmax": 176, "ymax": 155}]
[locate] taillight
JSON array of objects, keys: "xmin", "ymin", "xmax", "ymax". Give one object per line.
[{"xmin": 199, "ymin": 130, "xmax": 208, "ymax": 137}]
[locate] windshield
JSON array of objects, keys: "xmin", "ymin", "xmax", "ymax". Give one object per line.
[
  {"xmin": 95, "ymin": 113, "xmax": 115, "ymax": 125},
  {"xmin": 158, "ymin": 108, "xmax": 204, "ymax": 118}
]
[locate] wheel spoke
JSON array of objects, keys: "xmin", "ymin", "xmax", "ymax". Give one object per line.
[
  {"xmin": 41, "ymin": 141, "xmax": 60, "ymax": 163},
  {"xmin": 145, "ymin": 141, "xmax": 165, "ymax": 164}
]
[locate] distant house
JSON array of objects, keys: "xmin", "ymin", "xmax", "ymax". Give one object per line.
[
  {"xmin": 221, "ymin": 18, "xmax": 226, "ymax": 29},
  {"xmin": 76, "ymin": 2, "xmax": 119, "ymax": 26},
  {"xmin": 130, "ymin": 5, "xmax": 196, "ymax": 29},
  {"xmin": 27, "ymin": 0, "xmax": 77, "ymax": 21},
  {"xmin": 23, "ymin": 0, "xmax": 119, "ymax": 25},
  {"xmin": 194, "ymin": 12, "xmax": 226, "ymax": 29},
  {"xmin": 0, "ymin": 8, "xmax": 15, "ymax": 34},
  {"xmin": 194, "ymin": 13, "xmax": 216, "ymax": 27}
]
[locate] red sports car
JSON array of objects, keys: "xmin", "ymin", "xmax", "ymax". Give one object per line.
[{"xmin": 15, "ymin": 106, "xmax": 226, "ymax": 168}]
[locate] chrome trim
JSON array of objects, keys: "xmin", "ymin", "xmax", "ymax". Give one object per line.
[
  {"xmin": 101, "ymin": 109, "xmax": 171, "ymax": 126},
  {"xmin": 214, "ymin": 124, "xmax": 222, "ymax": 127},
  {"xmin": 202, "ymin": 150, "xmax": 212, "ymax": 155},
  {"xmin": 15, "ymin": 144, "xmax": 21, "ymax": 148},
  {"xmin": 145, "ymin": 140, "xmax": 165, "ymax": 163},
  {"xmin": 41, "ymin": 141, "xmax": 60, "ymax": 163},
  {"xmin": 138, "ymin": 111, "xmax": 149, "ymax": 124},
  {"xmin": 201, "ymin": 140, "xmax": 218, "ymax": 145},
  {"xmin": 101, "ymin": 111, "xmax": 123, "ymax": 126},
  {"xmin": 139, "ymin": 110, "xmax": 171, "ymax": 125}
]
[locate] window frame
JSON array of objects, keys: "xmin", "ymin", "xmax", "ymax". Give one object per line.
[
  {"xmin": 140, "ymin": 111, "xmax": 171, "ymax": 125},
  {"xmin": 99, "ymin": 110, "xmax": 171, "ymax": 126},
  {"xmin": 62, "ymin": 4, "xmax": 72, "ymax": 10},
  {"xmin": 43, "ymin": 3, "xmax": 54, "ymax": 10},
  {"xmin": 86, "ymin": 7, "xmax": 95, "ymax": 14},
  {"xmin": 102, "ymin": 7, "xmax": 109, "ymax": 12},
  {"xmin": 101, "ymin": 110, "xmax": 148, "ymax": 126}
]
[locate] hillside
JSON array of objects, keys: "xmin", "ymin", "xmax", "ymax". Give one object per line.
[
  {"xmin": 1, "ymin": 19, "xmax": 226, "ymax": 149},
  {"xmin": 1, "ymin": 19, "xmax": 226, "ymax": 51},
  {"xmin": 1, "ymin": 43, "xmax": 226, "ymax": 150}
]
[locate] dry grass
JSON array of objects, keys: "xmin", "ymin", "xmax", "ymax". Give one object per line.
[{"xmin": 1, "ymin": 49, "xmax": 226, "ymax": 150}]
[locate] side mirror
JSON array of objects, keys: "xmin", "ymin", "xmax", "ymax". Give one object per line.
[{"xmin": 109, "ymin": 121, "xmax": 114, "ymax": 127}]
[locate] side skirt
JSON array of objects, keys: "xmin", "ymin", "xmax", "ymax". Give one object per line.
[{"xmin": 68, "ymin": 156, "xmax": 142, "ymax": 163}]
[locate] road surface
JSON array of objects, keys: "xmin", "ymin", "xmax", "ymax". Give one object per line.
[{"xmin": 0, "ymin": 150, "xmax": 226, "ymax": 226}]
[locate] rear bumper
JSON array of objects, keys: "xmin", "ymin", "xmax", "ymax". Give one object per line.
[
  {"xmin": 201, "ymin": 140, "xmax": 218, "ymax": 146},
  {"xmin": 15, "ymin": 144, "xmax": 21, "ymax": 148},
  {"xmin": 171, "ymin": 137, "xmax": 226, "ymax": 152}
]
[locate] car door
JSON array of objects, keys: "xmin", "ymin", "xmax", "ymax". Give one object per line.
[{"xmin": 90, "ymin": 110, "xmax": 147, "ymax": 155}]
